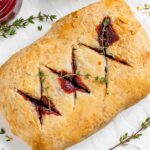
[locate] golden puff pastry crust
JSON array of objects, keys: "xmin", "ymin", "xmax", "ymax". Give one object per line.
[{"xmin": 0, "ymin": 0, "xmax": 150, "ymax": 150}]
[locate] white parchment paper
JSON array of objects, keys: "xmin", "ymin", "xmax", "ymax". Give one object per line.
[{"xmin": 0, "ymin": 0, "xmax": 150, "ymax": 150}]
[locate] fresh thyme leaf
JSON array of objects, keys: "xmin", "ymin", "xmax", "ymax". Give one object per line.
[
  {"xmin": 28, "ymin": 15, "xmax": 35, "ymax": 24},
  {"xmin": 0, "ymin": 128, "xmax": 5, "ymax": 134},
  {"xmin": 132, "ymin": 133, "xmax": 142, "ymax": 139},
  {"xmin": 76, "ymin": 70, "xmax": 81, "ymax": 76},
  {"xmin": 141, "ymin": 117, "xmax": 150, "ymax": 129},
  {"xmin": 45, "ymin": 86, "xmax": 50, "ymax": 90},
  {"xmin": 146, "ymin": 117, "xmax": 150, "ymax": 122},
  {"xmin": 38, "ymin": 71, "xmax": 44, "ymax": 78},
  {"xmin": 5, "ymin": 135, "xmax": 13, "ymax": 142},
  {"xmin": 103, "ymin": 18, "xmax": 109, "ymax": 26},
  {"xmin": 2, "ymin": 33, "xmax": 7, "ymax": 38},
  {"xmin": 38, "ymin": 71, "xmax": 46, "ymax": 82},
  {"xmin": 99, "ymin": 77, "xmax": 108, "ymax": 84},
  {"xmin": 47, "ymin": 96, "xmax": 51, "ymax": 101},
  {"xmin": 13, "ymin": 18, "xmax": 25, "ymax": 28},
  {"xmin": 38, "ymin": 25, "xmax": 42, "ymax": 31},
  {"xmin": 95, "ymin": 76, "xmax": 99, "ymax": 81},
  {"xmin": 9, "ymin": 29, "xmax": 16, "ymax": 36},
  {"xmin": 38, "ymin": 12, "xmax": 43, "ymax": 21},
  {"xmin": 50, "ymin": 15, "xmax": 57, "ymax": 21},
  {"xmin": 120, "ymin": 133, "xmax": 128, "ymax": 144},
  {"xmin": 1, "ymin": 24, "xmax": 10, "ymax": 32},
  {"xmin": 84, "ymin": 74, "xmax": 90, "ymax": 79}
]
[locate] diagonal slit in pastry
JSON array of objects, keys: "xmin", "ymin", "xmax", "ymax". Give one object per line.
[
  {"xmin": 17, "ymin": 90, "xmax": 61, "ymax": 124},
  {"xmin": 45, "ymin": 66, "xmax": 90, "ymax": 94}
]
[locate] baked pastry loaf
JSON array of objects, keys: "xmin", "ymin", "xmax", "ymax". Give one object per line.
[{"xmin": 0, "ymin": 0, "xmax": 150, "ymax": 150}]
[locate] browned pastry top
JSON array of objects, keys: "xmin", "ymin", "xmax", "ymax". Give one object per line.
[{"xmin": 0, "ymin": 0, "xmax": 150, "ymax": 150}]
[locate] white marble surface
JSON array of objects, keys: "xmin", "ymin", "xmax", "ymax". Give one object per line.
[{"xmin": 0, "ymin": 0, "xmax": 150, "ymax": 150}]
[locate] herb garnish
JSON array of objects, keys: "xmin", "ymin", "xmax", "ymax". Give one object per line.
[
  {"xmin": 38, "ymin": 71, "xmax": 46, "ymax": 82},
  {"xmin": 109, "ymin": 117, "xmax": 150, "ymax": 150},
  {"xmin": 103, "ymin": 18, "xmax": 110, "ymax": 26},
  {"xmin": 38, "ymin": 69, "xmax": 107, "ymax": 84},
  {"xmin": 100, "ymin": 17, "xmax": 110, "ymax": 53},
  {"xmin": 0, "ymin": 128, "xmax": 5, "ymax": 134},
  {"xmin": 38, "ymin": 71, "xmax": 44, "ymax": 78},
  {"xmin": 5, "ymin": 135, "xmax": 13, "ymax": 142},
  {"xmin": 37, "ymin": 25, "xmax": 42, "ymax": 31},
  {"xmin": 0, "ymin": 12, "xmax": 57, "ymax": 38},
  {"xmin": 45, "ymin": 86, "xmax": 50, "ymax": 90},
  {"xmin": 61, "ymin": 70, "xmax": 107, "ymax": 84}
]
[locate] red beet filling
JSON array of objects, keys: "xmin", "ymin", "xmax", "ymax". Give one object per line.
[
  {"xmin": 18, "ymin": 90, "xmax": 61, "ymax": 124},
  {"xmin": 58, "ymin": 71, "xmax": 90, "ymax": 94},
  {"xmin": 98, "ymin": 17, "xmax": 119, "ymax": 48}
]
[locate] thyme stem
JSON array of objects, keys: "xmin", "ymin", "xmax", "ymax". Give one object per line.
[
  {"xmin": 109, "ymin": 117, "xmax": 150, "ymax": 150},
  {"xmin": 0, "ymin": 12, "xmax": 56, "ymax": 38},
  {"xmin": 60, "ymin": 71, "xmax": 107, "ymax": 84}
]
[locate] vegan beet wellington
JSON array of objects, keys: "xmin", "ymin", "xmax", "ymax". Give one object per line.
[{"xmin": 0, "ymin": 0, "xmax": 150, "ymax": 150}]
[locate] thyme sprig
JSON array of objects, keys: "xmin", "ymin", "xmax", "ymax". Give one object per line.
[
  {"xmin": 109, "ymin": 117, "xmax": 150, "ymax": 150},
  {"xmin": 38, "ymin": 72, "xmax": 52, "ymax": 110},
  {"xmin": 0, "ymin": 12, "xmax": 56, "ymax": 38},
  {"xmin": 100, "ymin": 17, "xmax": 109, "ymax": 53},
  {"xmin": 98, "ymin": 17, "xmax": 110, "ymax": 87},
  {"xmin": 38, "ymin": 70, "xmax": 107, "ymax": 85},
  {"xmin": 61, "ymin": 70, "xmax": 108, "ymax": 84}
]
